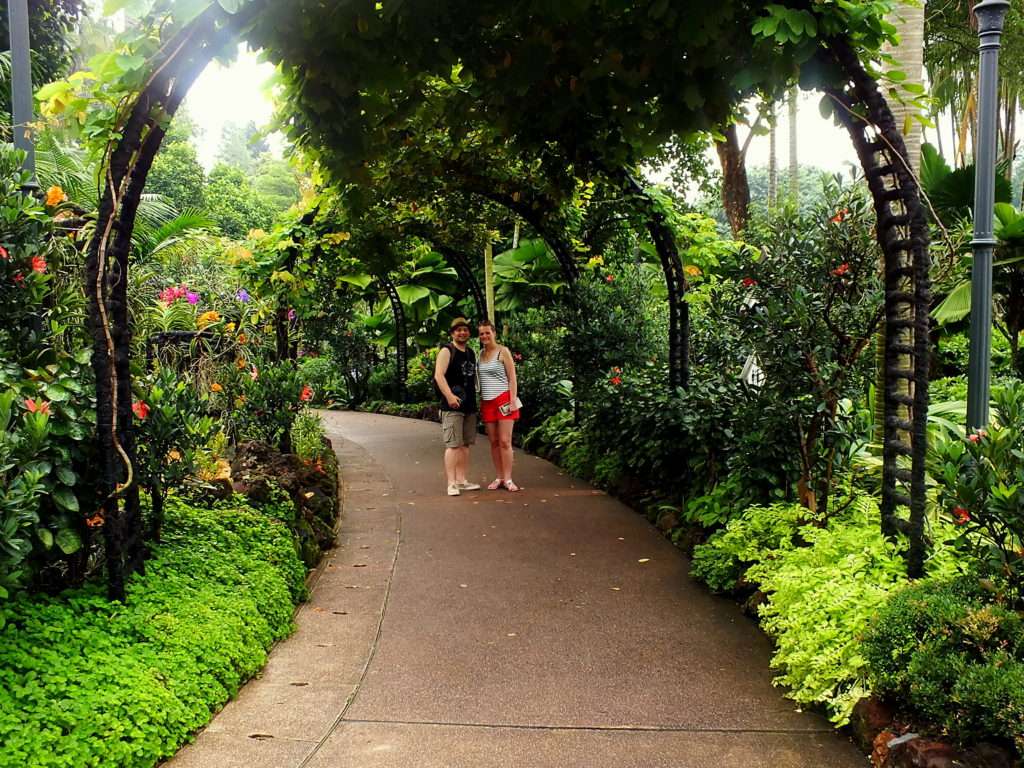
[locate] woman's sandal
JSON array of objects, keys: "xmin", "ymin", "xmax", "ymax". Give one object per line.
[
  {"xmin": 503, "ymin": 479, "xmax": 521, "ymax": 492},
  {"xmin": 487, "ymin": 478, "xmax": 504, "ymax": 491}
]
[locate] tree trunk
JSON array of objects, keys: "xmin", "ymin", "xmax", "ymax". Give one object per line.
[{"xmin": 714, "ymin": 123, "xmax": 750, "ymax": 236}]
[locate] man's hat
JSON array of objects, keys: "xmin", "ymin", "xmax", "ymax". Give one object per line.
[{"xmin": 449, "ymin": 316, "xmax": 471, "ymax": 332}]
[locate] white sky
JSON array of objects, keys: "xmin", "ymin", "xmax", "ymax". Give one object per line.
[
  {"xmin": 181, "ymin": 45, "xmax": 281, "ymax": 169},
  {"xmin": 183, "ymin": 51, "xmax": 864, "ymax": 177}
]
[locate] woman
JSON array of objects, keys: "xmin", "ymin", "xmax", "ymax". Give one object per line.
[{"xmin": 477, "ymin": 320, "xmax": 520, "ymax": 491}]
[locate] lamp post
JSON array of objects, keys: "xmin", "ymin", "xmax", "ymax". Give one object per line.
[
  {"xmin": 966, "ymin": 0, "xmax": 1011, "ymax": 430},
  {"xmin": 7, "ymin": 0, "xmax": 37, "ymax": 188}
]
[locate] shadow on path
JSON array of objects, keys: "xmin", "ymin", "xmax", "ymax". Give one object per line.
[{"xmin": 167, "ymin": 412, "xmax": 865, "ymax": 768}]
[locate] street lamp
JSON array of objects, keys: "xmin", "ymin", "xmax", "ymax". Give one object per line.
[
  {"xmin": 7, "ymin": 0, "xmax": 37, "ymax": 188},
  {"xmin": 966, "ymin": 0, "xmax": 1011, "ymax": 430}
]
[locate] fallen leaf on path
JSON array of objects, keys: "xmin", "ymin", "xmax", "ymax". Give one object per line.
[
  {"xmin": 353, "ymin": 564, "xmax": 367, "ymax": 568},
  {"xmin": 290, "ymin": 682, "xmax": 309, "ymax": 687},
  {"xmin": 249, "ymin": 734, "xmax": 275, "ymax": 740},
  {"xmin": 611, "ymin": 587, "xmax": 621, "ymax": 591},
  {"xmin": 459, "ymin": 584, "xmax": 468, "ymax": 588},
  {"xmin": 638, "ymin": 558, "xmax": 650, "ymax": 564},
  {"xmin": 507, "ymin": 633, "xmax": 517, "ymax": 637}
]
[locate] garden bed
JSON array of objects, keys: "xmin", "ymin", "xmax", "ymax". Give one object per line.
[{"xmin": 0, "ymin": 494, "xmax": 312, "ymax": 768}]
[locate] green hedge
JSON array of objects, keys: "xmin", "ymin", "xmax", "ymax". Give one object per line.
[
  {"xmin": 864, "ymin": 578, "xmax": 1024, "ymax": 751},
  {"xmin": 0, "ymin": 497, "xmax": 306, "ymax": 768}
]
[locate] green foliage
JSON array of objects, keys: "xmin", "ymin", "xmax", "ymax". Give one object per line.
[
  {"xmin": 0, "ymin": 496, "xmax": 304, "ymax": 767},
  {"xmin": 406, "ymin": 347, "xmax": 440, "ymax": 403},
  {"xmin": 864, "ymin": 578, "xmax": 1024, "ymax": 751},
  {"xmin": 929, "ymin": 382, "xmax": 1024, "ymax": 597},
  {"xmin": 205, "ymin": 164, "xmax": 276, "ymax": 239},
  {"xmin": 290, "ymin": 409, "xmax": 326, "ymax": 464},
  {"xmin": 133, "ymin": 366, "xmax": 216, "ymax": 538},
  {"xmin": 690, "ymin": 499, "xmax": 806, "ymax": 593},
  {"xmin": 145, "ymin": 138, "xmax": 206, "ymax": 213},
  {"xmin": 297, "ymin": 356, "xmax": 344, "ymax": 406},
  {"xmin": 237, "ymin": 362, "xmax": 305, "ymax": 451},
  {"xmin": 745, "ymin": 495, "xmax": 957, "ymax": 724}
]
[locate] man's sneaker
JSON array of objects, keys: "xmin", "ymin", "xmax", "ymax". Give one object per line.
[
  {"xmin": 457, "ymin": 481, "xmax": 481, "ymax": 491},
  {"xmin": 447, "ymin": 484, "xmax": 461, "ymax": 496}
]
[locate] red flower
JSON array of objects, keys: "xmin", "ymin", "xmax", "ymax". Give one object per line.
[
  {"xmin": 0, "ymin": 246, "xmax": 8, "ymax": 259},
  {"xmin": 513, "ymin": 352, "xmax": 523, "ymax": 362},
  {"xmin": 952, "ymin": 506, "xmax": 971, "ymax": 526},
  {"xmin": 132, "ymin": 401, "xmax": 150, "ymax": 420},
  {"xmin": 831, "ymin": 263, "xmax": 850, "ymax": 277},
  {"xmin": 25, "ymin": 398, "xmax": 50, "ymax": 415},
  {"xmin": 610, "ymin": 376, "xmax": 622, "ymax": 386},
  {"xmin": 31, "ymin": 256, "xmax": 46, "ymax": 274},
  {"xmin": 300, "ymin": 384, "xmax": 314, "ymax": 402},
  {"xmin": 742, "ymin": 277, "xmax": 757, "ymax": 288},
  {"xmin": 612, "ymin": 366, "xmax": 622, "ymax": 374},
  {"xmin": 605, "ymin": 274, "xmax": 615, "ymax": 283},
  {"xmin": 12, "ymin": 272, "xmax": 24, "ymax": 286},
  {"xmin": 830, "ymin": 208, "xmax": 850, "ymax": 223}
]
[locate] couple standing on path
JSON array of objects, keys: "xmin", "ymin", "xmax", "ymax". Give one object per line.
[{"xmin": 433, "ymin": 316, "xmax": 521, "ymax": 497}]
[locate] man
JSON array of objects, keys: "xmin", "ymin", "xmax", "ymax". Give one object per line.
[{"xmin": 434, "ymin": 317, "xmax": 481, "ymax": 496}]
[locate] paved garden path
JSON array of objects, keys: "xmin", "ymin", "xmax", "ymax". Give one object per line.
[{"xmin": 168, "ymin": 412, "xmax": 865, "ymax": 768}]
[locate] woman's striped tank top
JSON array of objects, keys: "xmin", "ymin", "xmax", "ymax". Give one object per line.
[{"xmin": 478, "ymin": 350, "xmax": 510, "ymax": 401}]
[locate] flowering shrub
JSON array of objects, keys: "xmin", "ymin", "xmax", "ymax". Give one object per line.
[
  {"xmin": 928, "ymin": 382, "xmax": 1024, "ymax": 597},
  {"xmin": 290, "ymin": 409, "xmax": 327, "ymax": 464},
  {"xmin": 133, "ymin": 367, "xmax": 216, "ymax": 542},
  {"xmin": 235, "ymin": 362, "xmax": 308, "ymax": 452}
]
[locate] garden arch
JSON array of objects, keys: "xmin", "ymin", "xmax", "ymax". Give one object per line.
[{"xmin": 83, "ymin": 2, "xmax": 931, "ymax": 596}]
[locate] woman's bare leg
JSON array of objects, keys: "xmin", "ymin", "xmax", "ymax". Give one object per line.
[
  {"xmin": 486, "ymin": 422, "xmax": 502, "ymax": 479},
  {"xmin": 498, "ymin": 419, "xmax": 515, "ymax": 480}
]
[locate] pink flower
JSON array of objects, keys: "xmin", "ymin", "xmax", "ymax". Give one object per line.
[
  {"xmin": 186, "ymin": 291, "xmax": 200, "ymax": 305},
  {"xmin": 249, "ymin": 366, "xmax": 259, "ymax": 381},
  {"xmin": 513, "ymin": 352, "xmax": 523, "ymax": 362},
  {"xmin": 288, "ymin": 308, "xmax": 297, "ymax": 321}
]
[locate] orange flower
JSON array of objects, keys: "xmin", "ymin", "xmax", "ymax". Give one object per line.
[
  {"xmin": 197, "ymin": 310, "xmax": 221, "ymax": 329},
  {"xmin": 237, "ymin": 333, "xmax": 248, "ymax": 345},
  {"xmin": 831, "ymin": 263, "xmax": 850, "ymax": 277},
  {"xmin": 31, "ymin": 255, "xmax": 46, "ymax": 273},
  {"xmin": 300, "ymin": 384, "xmax": 314, "ymax": 402},
  {"xmin": 210, "ymin": 382, "xmax": 223, "ymax": 393},
  {"xmin": 830, "ymin": 208, "xmax": 849, "ymax": 224},
  {"xmin": 610, "ymin": 376, "xmax": 622, "ymax": 386},
  {"xmin": 684, "ymin": 265, "xmax": 701, "ymax": 277},
  {"xmin": 25, "ymin": 397, "xmax": 50, "ymax": 415},
  {"xmin": 45, "ymin": 185, "xmax": 67, "ymax": 207},
  {"xmin": 85, "ymin": 513, "xmax": 105, "ymax": 529},
  {"xmin": 132, "ymin": 401, "xmax": 150, "ymax": 420}
]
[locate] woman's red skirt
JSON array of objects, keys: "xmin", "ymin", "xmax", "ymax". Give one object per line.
[{"xmin": 480, "ymin": 389, "xmax": 520, "ymax": 423}]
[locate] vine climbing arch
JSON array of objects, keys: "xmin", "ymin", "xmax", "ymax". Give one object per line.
[{"xmin": 83, "ymin": 1, "xmax": 932, "ymax": 597}]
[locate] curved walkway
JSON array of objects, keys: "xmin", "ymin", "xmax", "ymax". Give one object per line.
[{"xmin": 167, "ymin": 412, "xmax": 864, "ymax": 768}]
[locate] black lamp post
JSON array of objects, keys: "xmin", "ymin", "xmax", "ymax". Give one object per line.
[
  {"xmin": 7, "ymin": 0, "xmax": 37, "ymax": 189},
  {"xmin": 966, "ymin": 0, "xmax": 1011, "ymax": 430}
]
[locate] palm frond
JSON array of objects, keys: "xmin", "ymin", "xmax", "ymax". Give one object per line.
[{"xmin": 931, "ymin": 280, "xmax": 971, "ymax": 325}]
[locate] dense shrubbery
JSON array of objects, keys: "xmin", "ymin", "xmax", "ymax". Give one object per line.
[
  {"xmin": 864, "ymin": 578, "xmax": 1024, "ymax": 750},
  {"xmin": 0, "ymin": 496, "xmax": 305, "ymax": 767}
]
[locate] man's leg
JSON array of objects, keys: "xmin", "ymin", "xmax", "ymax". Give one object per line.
[{"xmin": 444, "ymin": 447, "xmax": 459, "ymax": 486}]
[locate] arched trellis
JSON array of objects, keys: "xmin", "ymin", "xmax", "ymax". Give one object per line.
[
  {"xmin": 432, "ymin": 245, "xmax": 488, "ymax": 322},
  {"xmin": 82, "ymin": 6, "xmax": 931, "ymax": 595},
  {"xmin": 378, "ymin": 273, "xmax": 409, "ymax": 404}
]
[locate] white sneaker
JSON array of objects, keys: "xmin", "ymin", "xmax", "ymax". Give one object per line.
[
  {"xmin": 447, "ymin": 484, "xmax": 461, "ymax": 496},
  {"xmin": 457, "ymin": 481, "xmax": 481, "ymax": 491}
]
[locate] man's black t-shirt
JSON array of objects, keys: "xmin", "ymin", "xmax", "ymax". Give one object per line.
[{"xmin": 439, "ymin": 343, "xmax": 477, "ymax": 414}]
